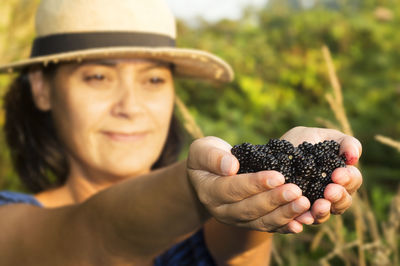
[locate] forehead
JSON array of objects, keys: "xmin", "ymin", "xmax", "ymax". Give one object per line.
[
  {"xmin": 75, "ymin": 58, "xmax": 171, "ymax": 68},
  {"xmin": 50, "ymin": 58, "xmax": 173, "ymax": 78}
]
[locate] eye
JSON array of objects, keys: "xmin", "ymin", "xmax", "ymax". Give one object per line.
[
  {"xmin": 84, "ymin": 74, "xmax": 106, "ymax": 81},
  {"xmin": 149, "ymin": 76, "xmax": 165, "ymax": 84}
]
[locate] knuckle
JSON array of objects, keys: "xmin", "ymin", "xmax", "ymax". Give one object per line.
[
  {"xmin": 282, "ymin": 208, "xmax": 296, "ymax": 220},
  {"xmin": 269, "ymin": 192, "xmax": 284, "ymax": 207},
  {"xmin": 197, "ymin": 192, "xmax": 213, "ymax": 207},
  {"xmin": 240, "ymin": 208, "xmax": 260, "ymax": 221},
  {"xmin": 225, "ymin": 181, "xmax": 243, "ymax": 201},
  {"xmin": 252, "ymin": 172, "xmax": 268, "ymax": 191},
  {"xmin": 268, "ymin": 212, "xmax": 290, "ymax": 228},
  {"xmin": 258, "ymin": 218, "xmax": 276, "ymax": 232},
  {"xmin": 331, "ymin": 209, "xmax": 345, "ymax": 215}
]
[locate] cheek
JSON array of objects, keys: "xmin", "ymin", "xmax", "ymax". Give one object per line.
[
  {"xmin": 50, "ymin": 87, "xmax": 109, "ymax": 154},
  {"xmin": 144, "ymin": 89, "xmax": 175, "ymax": 154},
  {"xmin": 150, "ymin": 94, "xmax": 174, "ymax": 124}
]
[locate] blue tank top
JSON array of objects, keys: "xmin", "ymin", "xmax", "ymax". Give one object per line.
[{"xmin": 0, "ymin": 191, "xmax": 215, "ymax": 266}]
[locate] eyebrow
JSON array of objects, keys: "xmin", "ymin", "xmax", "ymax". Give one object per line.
[
  {"xmin": 77, "ymin": 60, "xmax": 171, "ymax": 71},
  {"xmin": 78, "ymin": 59, "xmax": 118, "ymax": 67},
  {"xmin": 139, "ymin": 62, "xmax": 171, "ymax": 72}
]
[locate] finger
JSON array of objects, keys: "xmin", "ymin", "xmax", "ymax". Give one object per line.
[
  {"xmin": 188, "ymin": 136, "xmax": 239, "ymax": 176},
  {"xmin": 276, "ymin": 220, "xmax": 304, "ymax": 234},
  {"xmin": 295, "ymin": 211, "xmax": 315, "ymax": 225},
  {"xmin": 217, "ymin": 183, "xmax": 302, "ymax": 222},
  {"xmin": 331, "ymin": 166, "xmax": 362, "ymax": 195},
  {"xmin": 331, "ymin": 193, "xmax": 352, "ymax": 215},
  {"xmin": 338, "ymin": 136, "xmax": 362, "ymax": 165},
  {"xmin": 311, "ymin": 198, "xmax": 331, "ymax": 224},
  {"xmin": 211, "ymin": 171, "xmax": 286, "ymax": 204},
  {"xmin": 324, "ymin": 183, "xmax": 352, "ymax": 214},
  {"xmin": 242, "ymin": 196, "xmax": 310, "ymax": 231}
]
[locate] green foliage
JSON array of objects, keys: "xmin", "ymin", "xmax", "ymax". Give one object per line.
[
  {"xmin": 174, "ymin": 1, "xmax": 400, "ymax": 264},
  {"xmin": 0, "ymin": 0, "xmax": 399, "ymax": 264},
  {"xmin": 175, "ymin": 0, "xmax": 400, "ymax": 181}
]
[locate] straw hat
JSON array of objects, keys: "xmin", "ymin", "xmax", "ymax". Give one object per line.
[{"xmin": 0, "ymin": 0, "xmax": 234, "ymax": 82}]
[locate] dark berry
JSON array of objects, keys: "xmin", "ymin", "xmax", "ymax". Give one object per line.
[{"xmin": 231, "ymin": 139, "xmax": 347, "ymax": 205}]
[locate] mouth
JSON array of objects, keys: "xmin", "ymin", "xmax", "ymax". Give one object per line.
[{"xmin": 101, "ymin": 131, "xmax": 149, "ymax": 142}]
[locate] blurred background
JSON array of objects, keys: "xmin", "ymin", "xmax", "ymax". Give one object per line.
[{"xmin": 0, "ymin": 0, "xmax": 399, "ymax": 265}]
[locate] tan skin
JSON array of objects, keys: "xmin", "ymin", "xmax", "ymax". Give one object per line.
[{"xmin": 0, "ymin": 59, "xmax": 362, "ymax": 265}]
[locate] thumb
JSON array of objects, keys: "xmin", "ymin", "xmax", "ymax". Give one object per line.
[{"xmin": 188, "ymin": 136, "xmax": 239, "ymax": 176}]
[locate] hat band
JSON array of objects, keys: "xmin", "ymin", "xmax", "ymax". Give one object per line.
[{"xmin": 30, "ymin": 31, "xmax": 176, "ymax": 57}]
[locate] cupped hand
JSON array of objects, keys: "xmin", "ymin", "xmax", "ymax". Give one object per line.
[
  {"xmin": 187, "ymin": 136, "xmax": 310, "ymax": 234},
  {"xmin": 281, "ymin": 126, "xmax": 363, "ymax": 224}
]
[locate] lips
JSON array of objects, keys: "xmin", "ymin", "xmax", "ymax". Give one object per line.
[{"xmin": 101, "ymin": 131, "xmax": 149, "ymax": 142}]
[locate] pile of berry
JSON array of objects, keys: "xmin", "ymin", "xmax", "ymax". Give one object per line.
[{"xmin": 231, "ymin": 139, "xmax": 347, "ymax": 204}]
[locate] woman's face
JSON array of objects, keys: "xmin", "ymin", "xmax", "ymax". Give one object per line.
[{"xmin": 37, "ymin": 59, "xmax": 175, "ymax": 180}]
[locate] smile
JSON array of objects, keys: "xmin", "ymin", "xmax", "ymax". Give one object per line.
[{"xmin": 101, "ymin": 131, "xmax": 149, "ymax": 142}]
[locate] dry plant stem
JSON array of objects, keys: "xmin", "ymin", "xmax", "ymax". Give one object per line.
[
  {"xmin": 375, "ymin": 135, "xmax": 400, "ymax": 152},
  {"xmin": 322, "ymin": 45, "xmax": 364, "ymax": 265},
  {"xmin": 383, "ymin": 186, "xmax": 400, "ymax": 265},
  {"xmin": 311, "ymin": 227, "xmax": 327, "ymax": 251},
  {"xmin": 311, "ymin": 224, "xmax": 337, "ymax": 251},
  {"xmin": 322, "ymin": 46, "xmax": 353, "ymax": 136},
  {"xmin": 320, "ymin": 240, "xmax": 359, "ymax": 265},
  {"xmin": 315, "ymin": 117, "xmax": 340, "ymax": 131},
  {"xmin": 270, "ymin": 242, "xmax": 283, "ymax": 266},
  {"xmin": 375, "ymin": 135, "xmax": 400, "ymax": 264},
  {"xmin": 319, "ymin": 240, "xmax": 390, "ymax": 266},
  {"xmin": 334, "ymin": 216, "xmax": 351, "ymax": 266},
  {"xmin": 364, "ymin": 201, "xmax": 381, "ymax": 243},
  {"xmin": 175, "ymin": 96, "xmax": 204, "ymax": 139},
  {"xmin": 320, "ymin": 240, "xmax": 386, "ymax": 266},
  {"xmin": 353, "ymin": 194, "xmax": 366, "ymax": 266}
]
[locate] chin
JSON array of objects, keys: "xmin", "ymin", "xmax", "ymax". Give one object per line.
[{"xmin": 100, "ymin": 160, "xmax": 154, "ymax": 179}]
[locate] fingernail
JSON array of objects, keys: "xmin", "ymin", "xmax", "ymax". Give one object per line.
[
  {"xmin": 348, "ymin": 166, "xmax": 359, "ymax": 177},
  {"xmin": 353, "ymin": 143, "xmax": 361, "ymax": 158},
  {"xmin": 344, "ymin": 151, "xmax": 358, "ymax": 165},
  {"xmin": 303, "ymin": 216, "xmax": 314, "ymax": 225},
  {"xmin": 319, "ymin": 201, "xmax": 331, "ymax": 215},
  {"xmin": 338, "ymin": 172, "xmax": 350, "ymax": 184},
  {"xmin": 330, "ymin": 190, "xmax": 342, "ymax": 201},
  {"xmin": 292, "ymin": 223, "xmax": 303, "ymax": 233},
  {"xmin": 267, "ymin": 175, "xmax": 284, "ymax": 188},
  {"xmin": 221, "ymin": 155, "xmax": 233, "ymax": 175},
  {"xmin": 293, "ymin": 202, "xmax": 305, "ymax": 213},
  {"xmin": 283, "ymin": 190, "xmax": 298, "ymax": 201}
]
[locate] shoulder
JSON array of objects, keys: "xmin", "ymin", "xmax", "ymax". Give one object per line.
[
  {"xmin": 154, "ymin": 229, "xmax": 216, "ymax": 266},
  {"xmin": 0, "ymin": 191, "xmax": 42, "ymax": 207}
]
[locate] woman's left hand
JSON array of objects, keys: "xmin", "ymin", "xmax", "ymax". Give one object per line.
[{"xmin": 280, "ymin": 126, "xmax": 363, "ymax": 224}]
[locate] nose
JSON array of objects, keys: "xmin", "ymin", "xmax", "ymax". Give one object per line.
[{"xmin": 111, "ymin": 80, "xmax": 145, "ymax": 119}]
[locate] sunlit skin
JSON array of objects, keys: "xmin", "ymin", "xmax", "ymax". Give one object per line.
[
  {"xmin": 0, "ymin": 57, "xmax": 363, "ymax": 266},
  {"xmin": 29, "ymin": 59, "xmax": 175, "ymax": 205},
  {"xmin": 27, "ymin": 59, "xmax": 362, "ymax": 233},
  {"xmin": 188, "ymin": 129, "xmax": 362, "ymax": 235}
]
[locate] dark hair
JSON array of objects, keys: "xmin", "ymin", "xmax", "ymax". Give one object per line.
[{"xmin": 3, "ymin": 66, "xmax": 185, "ymax": 193}]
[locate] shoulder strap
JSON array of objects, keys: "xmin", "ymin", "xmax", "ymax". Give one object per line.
[{"xmin": 0, "ymin": 191, "xmax": 42, "ymax": 207}]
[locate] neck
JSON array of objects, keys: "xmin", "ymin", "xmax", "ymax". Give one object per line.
[
  {"xmin": 35, "ymin": 159, "xmax": 149, "ymax": 207},
  {"xmin": 34, "ymin": 173, "xmax": 127, "ymax": 208}
]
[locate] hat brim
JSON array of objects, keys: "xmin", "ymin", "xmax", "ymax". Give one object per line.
[{"xmin": 0, "ymin": 47, "xmax": 234, "ymax": 82}]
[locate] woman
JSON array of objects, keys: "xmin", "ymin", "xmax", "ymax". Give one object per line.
[{"xmin": 0, "ymin": 0, "xmax": 362, "ymax": 265}]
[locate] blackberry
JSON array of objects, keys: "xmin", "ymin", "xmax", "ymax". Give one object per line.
[
  {"xmin": 298, "ymin": 141, "xmax": 314, "ymax": 154},
  {"xmin": 231, "ymin": 139, "xmax": 347, "ymax": 205},
  {"xmin": 266, "ymin": 139, "xmax": 285, "ymax": 153}
]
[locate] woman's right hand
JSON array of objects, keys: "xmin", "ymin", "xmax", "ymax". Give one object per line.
[{"xmin": 187, "ymin": 136, "xmax": 312, "ymax": 234}]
